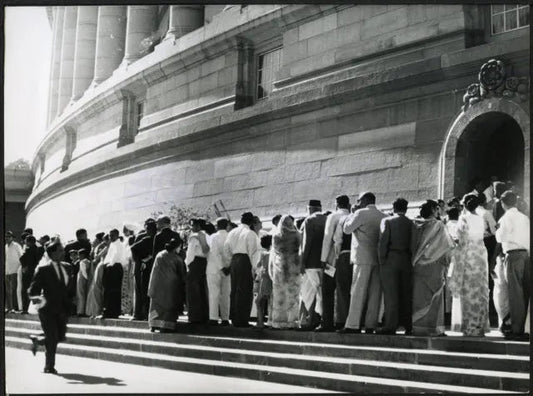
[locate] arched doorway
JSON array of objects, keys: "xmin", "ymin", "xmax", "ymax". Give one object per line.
[
  {"xmin": 439, "ymin": 97, "xmax": 530, "ymax": 202},
  {"xmin": 454, "ymin": 112, "xmax": 525, "ymax": 197}
]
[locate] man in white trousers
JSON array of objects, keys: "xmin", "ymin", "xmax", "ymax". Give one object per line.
[{"xmin": 207, "ymin": 218, "xmax": 231, "ymax": 326}]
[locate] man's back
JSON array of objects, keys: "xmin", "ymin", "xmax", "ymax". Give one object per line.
[
  {"xmin": 378, "ymin": 214, "xmax": 412, "ymax": 265},
  {"xmin": 302, "ymin": 213, "xmax": 327, "ymax": 269},
  {"xmin": 153, "ymin": 228, "xmax": 182, "ymax": 258},
  {"xmin": 345, "ymin": 206, "xmax": 387, "ymax": 265}
]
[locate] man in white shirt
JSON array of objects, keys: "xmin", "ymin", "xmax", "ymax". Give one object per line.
[
  {"xmin": 495, "ymin": 191, "xmax": 530, "ymax": 340},
  {"xmin": 206, "ymin": 218, "xmax": 230, "ymax": 325},
  {"xmin": 185, "ymin": 218, "xmax": 210, "ymax": 324},
  {"xmin": 224, "ymin": 212, "xmax": 260, "ymax": 327},
  {"xmin": 102, "ymin": 229, "xmax": 126, "ymax": 319},
  {"xmin": 317, "ymin": 195, "xmax": 351, "ymax": 332},
  {"xmin": 5, "ymin": 231, "xmax": 23, "ymax": 312}
]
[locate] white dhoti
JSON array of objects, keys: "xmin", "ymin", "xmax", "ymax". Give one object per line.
[
  {"xmin": 344, "ymin": 264, "xmax": 381, "ymax": 330},
  {"xmin": 207, "ymin": 271, "xmax": 231, "ymax": 321},
  {"xmin": 300, "ymin": 269, "xmax": 322, "ymax": 316},
  {"xmin": 493, "ymin": 257, "xmax": 511, "ymax": 327}
]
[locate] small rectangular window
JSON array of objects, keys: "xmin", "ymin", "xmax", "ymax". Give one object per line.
[
  {"xmin": 137, "ymin": 101, "xmax": 145, "ymax": 128},
  {"xmin": 256, "ymin": 47, "xmax": 282, "ymax": 100},
  {"xmin": 491, "ymin": 4, "xmax": 529, "ymax": 35}
]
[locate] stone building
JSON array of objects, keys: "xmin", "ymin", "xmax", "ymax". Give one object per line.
[
  {"xmin": 4, "ymin": 160, "xmax": 34, "ymax": 238},
  {"xmin": 27, "ymin": 4, "xmax": 529, "ymax": 236}
]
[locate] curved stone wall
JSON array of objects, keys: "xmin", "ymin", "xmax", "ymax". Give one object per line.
[{"xmin": 27, "ymin": 4, "xmax": 530, "ymax": 237}]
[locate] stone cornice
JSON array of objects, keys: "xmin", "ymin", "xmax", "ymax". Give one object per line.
[{"xmin": 32, "ymin": 4, "xmax": 338, "ymax": 173}]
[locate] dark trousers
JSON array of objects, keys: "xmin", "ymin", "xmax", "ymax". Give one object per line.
[
  {"xmin": 229, "ymin": 254, "xmax": 253, "ymax": 327},
  {"xmin": 321, "ymin": 269, "xmax": 336, "ymax": 329},
  {"xmin": 380, "ymin": 252, "xmax": 412, "ymax": 332},
  {"xmin": 37, "ymin": 310, "xmax": 68, "ymax": 370},
  {"xmin": 483, "ymin": 235, "xmax": 498, "ymax": 324},
  {"xmin": 132, "ymin": 260, "xmax": 145, "ymax": 319},
  {"xmin": 21, "ymin": 270, "xmax": 34, "ymax": 312},
  {"xmin": 335, "ymin": 253, "xmax": 353, "ymax": 327},
  {"xmin": 505, "ymin": 250, "xmax": 530, "ymax": 334},
  {"xmin": 102, "ymin": 263, "xmax": 123, "ymax": 318},
  {"xmin": 186, "ymin": 257, "xmax": 209, "ymax": 324},
  {"xmin": 139, "ymin": 262, "xmax": 153, "ymax": 320}
]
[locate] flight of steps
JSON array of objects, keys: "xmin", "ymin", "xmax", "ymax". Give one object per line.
[{"xmin": 5, "ymin": 313, "xmax": 530, "ymax": 393}]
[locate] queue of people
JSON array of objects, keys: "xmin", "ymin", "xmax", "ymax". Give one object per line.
[{"xmin": 4, "ymin": 179, "xmax": 530, "ymax": 374}]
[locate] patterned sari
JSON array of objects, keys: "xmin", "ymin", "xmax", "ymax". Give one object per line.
[{"xmin": 448, "ymin": 212, "xmax": 490, "ymax": 336}]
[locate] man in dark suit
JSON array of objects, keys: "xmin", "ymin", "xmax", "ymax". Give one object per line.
[
  {"xmin": 299, "ymin": 200, "xmax": 327, "ymax": 330},
  {"xmin": 131, "ymin": 221, "xmax": 157, "ymax": 320},
  {"xmin": 28, "ymin": 240, "xmax": 75, "ymax": 374},
  {"xmin": 64, "ymin": 228, "xmax": 92, "ymax": 264},
  {"xmin": 153, "ymin": 216, "xmax": 182, "ymax": 258},
  {"xmin": 376, "ymin": 198, "xmax": 413, "ymax": 335},
  {"xmin": 20, "ymin": 235, "xmax": 41, "ymax": 313}
]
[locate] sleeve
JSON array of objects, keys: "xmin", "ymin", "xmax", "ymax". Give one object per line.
[
  {"xmin": 333, "ymin": 217, "xmax": 345, "ymax": 258},
  {"xmin": 301, "ymin": 219, "xmax": 311, "ymax": 266},
  {"xmin": 495, "ymin": 216, "xmax": 509, "ymax": 244},
  {"xmin": 185, "ymin": 237, "xmax": 198, "ymax": 266},
  {"xmin": 343, "ymin": 211, "xmax": 362, "ymax": 234},
  {"xmin": 378, "ymin": 218, "xmax": 390, "ymax": 266},
  {"xmin": 320, "ymin": 215, "xmax": 336, "ymax": 263},
  {"xmin": 27, "ymin": 265, "xmax": 44, "ymax": 297},
  {"xmin": 223, "ymin": 232, "xmax": 234, "ymax": 263},
  {"xmin": 485, "ymin": 211, "xmax": 497, "ymax": 235},
  {"xmin": 247, "ymin": 232, "xmax": 261, "ymax": 266},
  {"xmin": 80, "ymin": 260, "xmax": 89, "ymax": 279}
]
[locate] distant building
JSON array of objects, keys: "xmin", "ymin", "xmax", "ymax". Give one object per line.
[
  {"xmin": 5, "ymin": 159, "xmax": 34, "ymax": 239},
  {"xmin": 27, "ymin": 5, "xmax": 529, "ymax": 236}
]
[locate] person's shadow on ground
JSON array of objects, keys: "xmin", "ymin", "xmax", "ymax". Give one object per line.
[{"xmin": 57, "ymin": 373, "xmax": 126, "ymax": 386}]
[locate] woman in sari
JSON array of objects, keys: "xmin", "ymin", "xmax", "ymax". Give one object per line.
[
  {"xmin": 448, "ymin": 194, "xmax": 490, "ymax": 336},
  {"xmin": 269, "ymin": 215, "xmax": 302, "ymax": 329},
  {"xmin": 148, "ymin": 238, "xmax": 185, "ymax": 332},
  {"xmin": 85, "ymin": 235, "xmax": 110, "ymax": 317},
  {"xmin": 411, "ymin": 200, "xmax": 455, "ymax": 336}
]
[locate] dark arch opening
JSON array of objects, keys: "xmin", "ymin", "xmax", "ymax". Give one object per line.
[{"xmin": 454, "ymin": 112, "xmax": 525, "ymax": 198}]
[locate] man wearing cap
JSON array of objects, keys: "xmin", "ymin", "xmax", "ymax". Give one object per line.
[
  {"xmin": 495, "ymin": 191, "xmax": 530, "ymax": 340},
  {"xmin": 339, "ymin": 192, "xmax": 387, "ymax": 334},
  {"xmin": 206, "ymin": 218, "xmax": 231, "ymax": 325},
  {"xmin": 224, "ymin": 212, "xmax": 260, "ymax": 327},
  {"xmin": 299, "ymin": 200, "xmax": 327, "ymax": 330},
  {"xmin": 317, "ymin": 195, "xmax": 351, "ymax": 332},
  {"xmin": 131, "ymin": 221, "xmax": 158, "ymax": 320},
  {"xmin": 5, "ymin": 231, "xmax": 23, "ymax": 313}
]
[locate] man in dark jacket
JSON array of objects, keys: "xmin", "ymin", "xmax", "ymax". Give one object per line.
[
  {"xmin": 131, "ymin": 221, "xmax": 157, "ymax": 320},
  {"xmin": 28, "ymin": 240, "xmax": 75, "ymax": 373},
  {"xmin": 20, "ymin": 235, "xmax": 41, "ymax": 313},
  {"xmin": 64, "ymin": 229, "xmax": 92, "ymax": 264}
]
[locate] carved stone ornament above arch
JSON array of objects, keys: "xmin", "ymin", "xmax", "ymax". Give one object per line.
[
  {"xmin": 439, "ymin": 59, "xmax": 530, "ymax": 202},
  {"xmin": 462, "ymin": 58, "xmax": 530, "ymax": 112}
]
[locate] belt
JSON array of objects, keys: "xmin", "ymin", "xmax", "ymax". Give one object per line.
[{"xmin": 507, "ymin": 249, "xmax": 527, "ymax": 253}]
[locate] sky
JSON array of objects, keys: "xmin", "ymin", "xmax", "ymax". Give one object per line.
[{"xmin": 4, "ymin": 7, "xmax": 52, "ymax": 166}]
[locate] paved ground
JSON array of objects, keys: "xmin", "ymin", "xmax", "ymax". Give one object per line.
[{"xmin": 5, "ymin": 347, "xmax": 330, "ymax": 394}]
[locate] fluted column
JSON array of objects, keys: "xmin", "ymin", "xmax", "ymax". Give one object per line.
[
  {"xmin": 164, "ymin": 5, "xmax": 204, "ymax": 41},
  {"xmin": 92, "ymin": 6, "xmax": 127, "ymax": 85},
  {"xmin": 47, "ymin": 6, "xmax": 65, "ymax": 125},
  {"xmin": 56, "ymin": 6, "xmax": 78, "ymax": 116},
  {"xmin": 71, "ymin": 6, "xmax": 98, "ymax": 101},
  {"xmin": 121, "ymin": 6, "xmax": 158, "ymax": 66}
]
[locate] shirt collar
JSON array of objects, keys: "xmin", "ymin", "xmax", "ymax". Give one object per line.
[{"xmin": 507, "ymin": 207, "xmax": 519, "ymax": 214}]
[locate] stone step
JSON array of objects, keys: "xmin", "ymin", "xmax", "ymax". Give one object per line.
[
  {"xmin": 6, "ymin": 326, "xmax": 528, "ymax": 392},
  {"xmin": 6, "ymin": 315, "xmax": 529, "ymax": 356},
  {"xmin": 5, "ymin": 321, "xmax": 529, "ymax": 373},
  {"xmin": 5, "ymin": 337, "xmax": 520, "ymax": 394}
]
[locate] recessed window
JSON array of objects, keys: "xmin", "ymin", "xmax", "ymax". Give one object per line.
[
  {"xmin": 137, "ymin": 101, "xmax": 145, "ymax": 128},
  {"xmin": 256, "ymin": 47, "xmax": 282, "ymax": 100},
  {"xmin": 491, "ymin": 4, "xmax": 529, "ymax": 35}
]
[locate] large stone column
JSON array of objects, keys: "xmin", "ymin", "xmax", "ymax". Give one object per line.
[
  {"xmin": 47, "ymin": 6, "xmax": 65, "ymax": 124},
  {"xmin": 92, "ymin": 6, "xmax": 127, "ymax": 85},
  {"xmin": 122, "ymin": 6, "xmax": 158, "ymax": 66},
  {"xmin": 56, "ymin": 6, "xmax": 78, "ymax": 117},
  {"xmin": 71, "ymin": 6, "xmax": 98, "ymax": 101},
  {"xmin": 164, "ymin": 5, "xmax": 204, "ymax": 41}
]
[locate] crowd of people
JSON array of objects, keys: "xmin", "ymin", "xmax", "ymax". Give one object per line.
[{"xmin": 4, "ymin": 178, "xmax": 531, "ymax": 373}]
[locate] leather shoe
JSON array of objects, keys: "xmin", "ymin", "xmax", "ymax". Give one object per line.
[
  {"xmin": 365, "ymin": 328, "xmax": 375, "ymax": 334},
  {"xmin": 208, "ymin": 320, "xmax": 219, "ymax": 326},
  {"xmin": 220, "ymin": 320, "xmax": 230, "ymax": 327},
  {"xmin": 43, "ymin": 367, "xmax": 58, "ymax": 374},
  {"xmin": 337, "ymin": 327, "xmax": 361, "ymax": 334},
  {"xmin": 315, "ymin": 326, "xmax": 335, "ymax": 333},
  {"xmin": 29, "ymin": 336, "xmax": 38, "ymax": 356}
]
